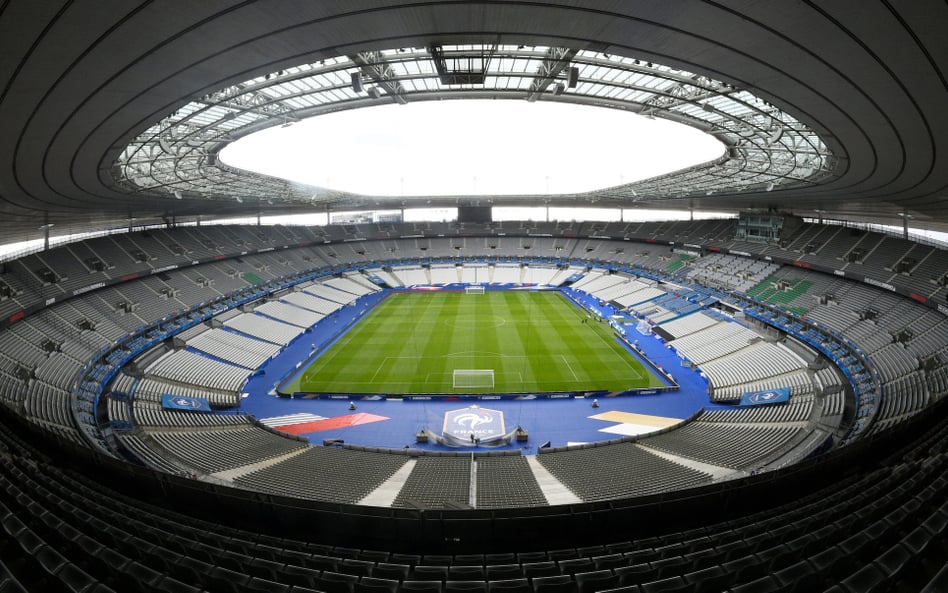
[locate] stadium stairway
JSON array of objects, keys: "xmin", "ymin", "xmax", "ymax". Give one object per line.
[
  {"xmin": 359, "ymin": 459, "xmax": 418, "ymax": 507},
  {"xmin": 210, "ymin": 447, "xmax": 312, "ymax": 481},
  {"xmin": 524, "ymin": 457, "xmax": 582, "ymax": 505},
  {"xmin": 637, "ymin": 445, "xmax": 742, "ymax": 481}
]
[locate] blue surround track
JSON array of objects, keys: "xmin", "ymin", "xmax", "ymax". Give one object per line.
[{"xmin": 237, "ymin": 286, "xmax": 728, "ymax": 453}]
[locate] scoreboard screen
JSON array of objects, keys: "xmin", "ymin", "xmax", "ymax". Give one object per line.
[{"xmin": 458, "ymin": 206, "xmax": 492, "ymax": 224}]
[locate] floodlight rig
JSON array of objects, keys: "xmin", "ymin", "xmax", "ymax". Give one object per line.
[
  {"xmin": 349, "ymin": 51, "xmax": 406, "ymax": 103},
  {"xmin": 526, "ymin": 47, "xmax": 580, "ymax": 102}
]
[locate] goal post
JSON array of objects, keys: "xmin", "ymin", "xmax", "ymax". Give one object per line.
[
  {"xmin": 465, "ymin": 285, "xmax": 485, "ymax": 295},
  {"xmin": 453, "ymin": 369, "xmax": 495, "ymax": 389}
]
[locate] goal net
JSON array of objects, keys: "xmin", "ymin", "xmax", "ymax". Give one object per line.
[
  {"xmin": 465, "ymin": 285, "xmax": 485, "ymax": 295},
  {"xmin": 453, "ymin": 369, "xmax": 495, "ymax": 389}
]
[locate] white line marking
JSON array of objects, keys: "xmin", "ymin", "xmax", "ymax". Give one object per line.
[
  {"xmin": 370, "ymin": 359, "xmax": 388, "ymax": 382},
  {"xmin": 560, "ymin": 295, "xmax": 645, "ymax": 381},
  {"xmin": 561, "ymin": 354, "xmax": 580, "ymax": 381}
]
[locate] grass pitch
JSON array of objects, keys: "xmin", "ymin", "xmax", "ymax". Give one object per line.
[{"xmin": 284, "ymin": 290, "xmax": 666, "ymax": 394}]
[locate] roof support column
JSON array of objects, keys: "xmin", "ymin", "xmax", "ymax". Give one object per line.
[{"xmin": 42, "ymin": 219, "xmax": 51, "ymax": 252}]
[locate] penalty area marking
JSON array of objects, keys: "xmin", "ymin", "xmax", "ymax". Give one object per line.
[
  {"xmin": 446, "ymin": 350, "xmax": 511, "ymax": 358},
  {"xmin": 371, "ymin": 354, "xmax": 529, "ymax": 384},
  {"xmin": 427, "ymin": 371, "xmax": 524, "ymax": 386}
]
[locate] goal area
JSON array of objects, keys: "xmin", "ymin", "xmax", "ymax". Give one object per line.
[
  {"xmin": 453, "ymin": 369, "xmax": 495, "ymax": 389},
  {"xmin": 465, "ymin": 285, "xmax": 485, "ymax": 295}
]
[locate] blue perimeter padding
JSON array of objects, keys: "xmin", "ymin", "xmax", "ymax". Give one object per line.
[{"xmin": 238, "ymin": 288, "xmax": 731, "ymax": 453}]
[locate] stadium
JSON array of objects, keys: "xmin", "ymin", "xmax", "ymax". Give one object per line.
[{"xmin": 1, "ymin": 2, "xmax": 947, "ymax": 592}]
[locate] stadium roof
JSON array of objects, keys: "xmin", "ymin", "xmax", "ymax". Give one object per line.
[
  {"xmin": 1, "ymin": 2, "xmax": 947, "ymax": 243},
  {"xmin": 119, "ymin": 46, "xmax": 829, "ymax": 204}
]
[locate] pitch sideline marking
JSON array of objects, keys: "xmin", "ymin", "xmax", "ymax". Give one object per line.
[
  {"xmin": 560, "ymin": 354, "xmax": 580, "ymax": 381},
  {"xmin": 558, "ymin": 294, "xmax": 645, "ymax": 381}
]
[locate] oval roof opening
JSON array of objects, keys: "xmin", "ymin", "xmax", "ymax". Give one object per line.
[{"xmin": 220, "ymin": 99, "xmax": 725, "ymax": 197}]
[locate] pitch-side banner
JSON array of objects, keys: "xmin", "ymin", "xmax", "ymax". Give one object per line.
[
  {"xmin": 161, "ymin": 394, "xmax": 212, "ymax": 412},
  {"xmin": 739, "ymin": 386, "xmax": 790, "ymax": 407}
]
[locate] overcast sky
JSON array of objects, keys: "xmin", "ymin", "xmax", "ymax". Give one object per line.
[{"xmin": 219, "ymin": 99, "xmax": 725, "ymax": 197}]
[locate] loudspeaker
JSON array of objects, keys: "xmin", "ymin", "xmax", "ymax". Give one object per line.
[
  {"xmin": 567, "ymin": 66, "xmax": 579, "ymax": 88},
  {"xmin": 351, "ymin": 72, "xmax": 363, "ymax": 93},
  {"xmin": 552, "ymin": 83, "xmax": 565, "ymax": 96}
]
